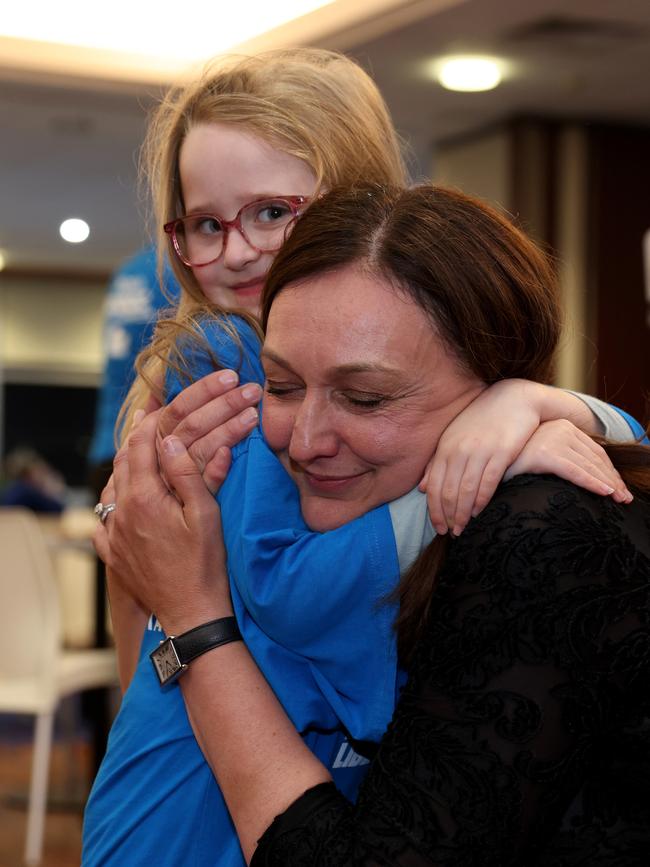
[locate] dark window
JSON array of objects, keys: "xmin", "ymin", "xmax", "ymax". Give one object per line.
[{"xmin": 3, "ymin": 384, "xmax": 97, "ymax": 487}]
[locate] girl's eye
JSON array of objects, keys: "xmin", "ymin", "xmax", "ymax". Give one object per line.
[
  {"xmin": 190, "ymin": 216, "xmax": 222, "ymax": 236},
  {"xmin": 255, "ymin": 202, "xmax": 292, "ymax": 224}
]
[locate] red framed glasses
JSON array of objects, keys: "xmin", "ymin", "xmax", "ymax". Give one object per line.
[{"xmin": 164, "ymin": 195, "xmax": 310, "ymax": 268}]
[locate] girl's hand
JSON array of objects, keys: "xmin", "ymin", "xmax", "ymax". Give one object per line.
[
  {"xmin": 503, "ymin": 419, "xmax": 634, "ymax": 497},
  {"xmin": 420, "ymin": 380, "xmax": 543, "ymax": 536},
  {"xmin": 156, "ymin": 370, "xmax": 262, "ymax": 494},
  {"xmin": 94, "ymin": 409, "xmax": 233, "ymax": 634},
  {"xmin": 420, "ymin": 380, "xmax": 631, "ymax": 537}
]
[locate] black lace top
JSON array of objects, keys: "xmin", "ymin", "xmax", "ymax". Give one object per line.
[{"xmin": 251, "ymin": 474, "xmax": 650, "ymax": 866}]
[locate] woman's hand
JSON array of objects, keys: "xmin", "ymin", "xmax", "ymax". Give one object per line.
[
  {"xmin": 420, "ymin": 380, "xmax": 631, "ymax": 536},
  {"xmin": 94, "ymin": 409, "xmax": 233, "ymax": 635},
  {"xmin": 155, "ymin": 370, "xmax": 262, "ymax": 494}
]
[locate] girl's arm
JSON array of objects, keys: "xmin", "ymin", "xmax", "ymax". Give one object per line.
[
  {"xmin": 95, "ymin": 423, "xmax": 153, "ymax": 693},
  {"xmin": 157, "ymin": 371, "xmax": 638, "ymax": 537},
  {"xmin": 421, "ymin": 380, "xmax": 636, "ymax": 536},
  {"xmin": 219, "ymin": 429, "xmax": 400, "ymax": 740}
]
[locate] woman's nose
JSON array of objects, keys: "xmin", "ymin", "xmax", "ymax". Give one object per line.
[
  {"xmin": 222, "ymin": 227, "xmax": 261, "ymax": 270},
  {"xmin": 288, "ymin": 397, "xmax": 339, "ymax": 463}
]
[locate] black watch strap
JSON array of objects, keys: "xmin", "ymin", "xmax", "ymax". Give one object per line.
[
  {"xmin": 150, "ymin": 616, "xmax": 241, "ymax": 686},
  {"xmin": 174, "ymin": 616, "xmax": 241, "ymax": 664}
]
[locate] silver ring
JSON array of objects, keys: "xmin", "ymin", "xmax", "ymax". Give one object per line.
[{"xmin": 94, "ymin": 502, "xmax": 116, "ymax": 523}]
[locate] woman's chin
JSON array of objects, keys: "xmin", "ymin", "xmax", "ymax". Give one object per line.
[{"xmin": 300, "ymin": 495, "xmax": 367, "ymax": 532}]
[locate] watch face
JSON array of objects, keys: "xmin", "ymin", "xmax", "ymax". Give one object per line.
[{"xmin": 150, "ymin": 638, "xmax": 184, "ymax": 685}]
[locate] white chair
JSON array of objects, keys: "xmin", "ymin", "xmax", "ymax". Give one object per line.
[{"xmin": 0, "ymin": 507, "xmax": 118, "ymax": 866}]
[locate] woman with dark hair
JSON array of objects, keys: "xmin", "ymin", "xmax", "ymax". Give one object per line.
[{"xmin": 100, "ymin": 184, "xmax": 650, "ymax": 865}]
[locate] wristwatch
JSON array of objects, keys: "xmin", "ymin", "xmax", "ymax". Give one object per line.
[{"xmin": 150, "ymin": 616, "xmax": 242, "ymax": 686}]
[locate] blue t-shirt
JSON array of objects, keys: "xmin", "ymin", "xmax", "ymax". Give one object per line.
[{"xmin": 82, "ymin": 315, "xmax": 402, "ymax": 867}]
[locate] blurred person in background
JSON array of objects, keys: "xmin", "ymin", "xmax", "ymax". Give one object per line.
[
  {"xmin": 86, "ymin": 245, "xmax": 179, "ymax": 499},
  {"xmin": 0, "ymin": 446, "xmax": 66, "ymax": 513}
]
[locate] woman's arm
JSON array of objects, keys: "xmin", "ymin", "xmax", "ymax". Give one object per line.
[
  {"xmin": 94, "ymin": 422, "xmax": 158, "ymax": 693},
  {"xmin": 95, "ymin": 413, "xmax": 330, "ymax": 860},
  {"xmin": 105, "ymin": 568, "xmax": 148, "ymax": 692}
]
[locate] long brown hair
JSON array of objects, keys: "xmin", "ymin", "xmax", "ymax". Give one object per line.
[{"xmin": 262, "ymin": 183, "xmax": 650, "ymax": 663}]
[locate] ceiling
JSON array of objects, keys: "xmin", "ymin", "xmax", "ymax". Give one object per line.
[{"xmin": 2, "ymin": 0, "xmax": 650, "ymax": 273}]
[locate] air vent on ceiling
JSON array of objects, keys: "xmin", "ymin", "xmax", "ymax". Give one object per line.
[{"xmin": 506, "ymin": 15, "xmax": 648, "ymax": 45}]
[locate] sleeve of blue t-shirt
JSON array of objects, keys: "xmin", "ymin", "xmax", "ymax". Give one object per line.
[
  {"xmin": 568, "ymin": 392, "xmax": 648, "ymax": 443},
  {"xmin": 610, "ymin": 405, "xmax": 649, "ymax": 443}
]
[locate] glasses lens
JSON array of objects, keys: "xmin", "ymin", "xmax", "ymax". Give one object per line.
[
  {"xmin": 175, "ymin": 215, "xmax": 224, "ymax": 266},
  {"xmin": 241, "ymin": 199, "xmax": 297, "ymax": 252}
]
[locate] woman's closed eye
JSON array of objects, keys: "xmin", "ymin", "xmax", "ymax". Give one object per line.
[
  {"xmin": 265, "ymin": 383, "xmax": 387, "ymax": 410},
  {"xmin": 265, "ymin": 382, "xmax": 303, "ymax": 399},
  {"xmin": 341, "ymin": 391, "xmax": 387, "ymax": 410}
]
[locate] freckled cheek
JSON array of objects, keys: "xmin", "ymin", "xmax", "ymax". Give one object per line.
[
  {"xmin": 341, "ymin": 421, "xmax": 399, "ymax": 468},
  {"xmin": 364, "ymin": 421, "xmax": 435, "ymax": 484}
]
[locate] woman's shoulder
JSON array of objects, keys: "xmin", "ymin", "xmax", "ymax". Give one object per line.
[
  {"xmin": 441, "ymin": 472, "xmax": 650, "ymax": 594},
  {"xmin": 478, "ymin": 472, "xmax": 648, "ymax": 539},
  {"xmin": 418, "ymin": 473, "xmax": 650, "ymax": 695}
]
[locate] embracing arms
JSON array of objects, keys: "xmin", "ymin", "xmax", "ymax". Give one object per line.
[
  {"xmin": 102, "ymin": 369, "xmax": 637, "ymax": 695},
  {"xmin": 98, "ymin": 420, "xmax": 650, "ymax": 864}
]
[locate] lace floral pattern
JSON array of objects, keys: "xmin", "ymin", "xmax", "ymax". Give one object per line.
[{"xmin": 252, "ymin": 475, "xmax": 650, "ymax": 866}]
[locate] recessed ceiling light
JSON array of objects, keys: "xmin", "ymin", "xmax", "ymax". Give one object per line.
[
  {"xmin": 60, "ymin": 218, "xmax": 90, "ymax": 244},
  {"xmin": 437, "ymin": 56, "xmax": 502, "ymax": 92}
]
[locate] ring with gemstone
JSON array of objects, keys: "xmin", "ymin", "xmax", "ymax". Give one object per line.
[{"xmin": 94, "ymin": 502, "xmax": 116, "ymax": 523}]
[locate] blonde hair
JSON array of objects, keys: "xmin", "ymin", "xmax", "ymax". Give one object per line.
[{"xmin": 119, "ymin": 48, "xmax": 408, "ymax": 440}]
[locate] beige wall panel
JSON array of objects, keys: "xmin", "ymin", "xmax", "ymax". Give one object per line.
[
  {"xmin": 553, "ymin": 127, "xmax": 590, "ymax": 393},
  {"xmin": 432, "ymin": 129, "xmax": 511, "ymax": 210},
  {"xmin": 0, "ymin": 278, "xmax": 105, "ymax": 380}
]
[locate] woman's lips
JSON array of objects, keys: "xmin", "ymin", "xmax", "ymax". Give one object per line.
[{"xmin": 303, "ymin": 470, "xmax": 368, "ymax": 494}]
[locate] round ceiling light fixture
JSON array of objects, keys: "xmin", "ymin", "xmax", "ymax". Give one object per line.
[
  {"xmin": 437, "ymin": 56, "xmax": 502, "ymax": 92},
  {"xmin": 60, "ymin": 218, "xmax": 90, "ymax": 244}
]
